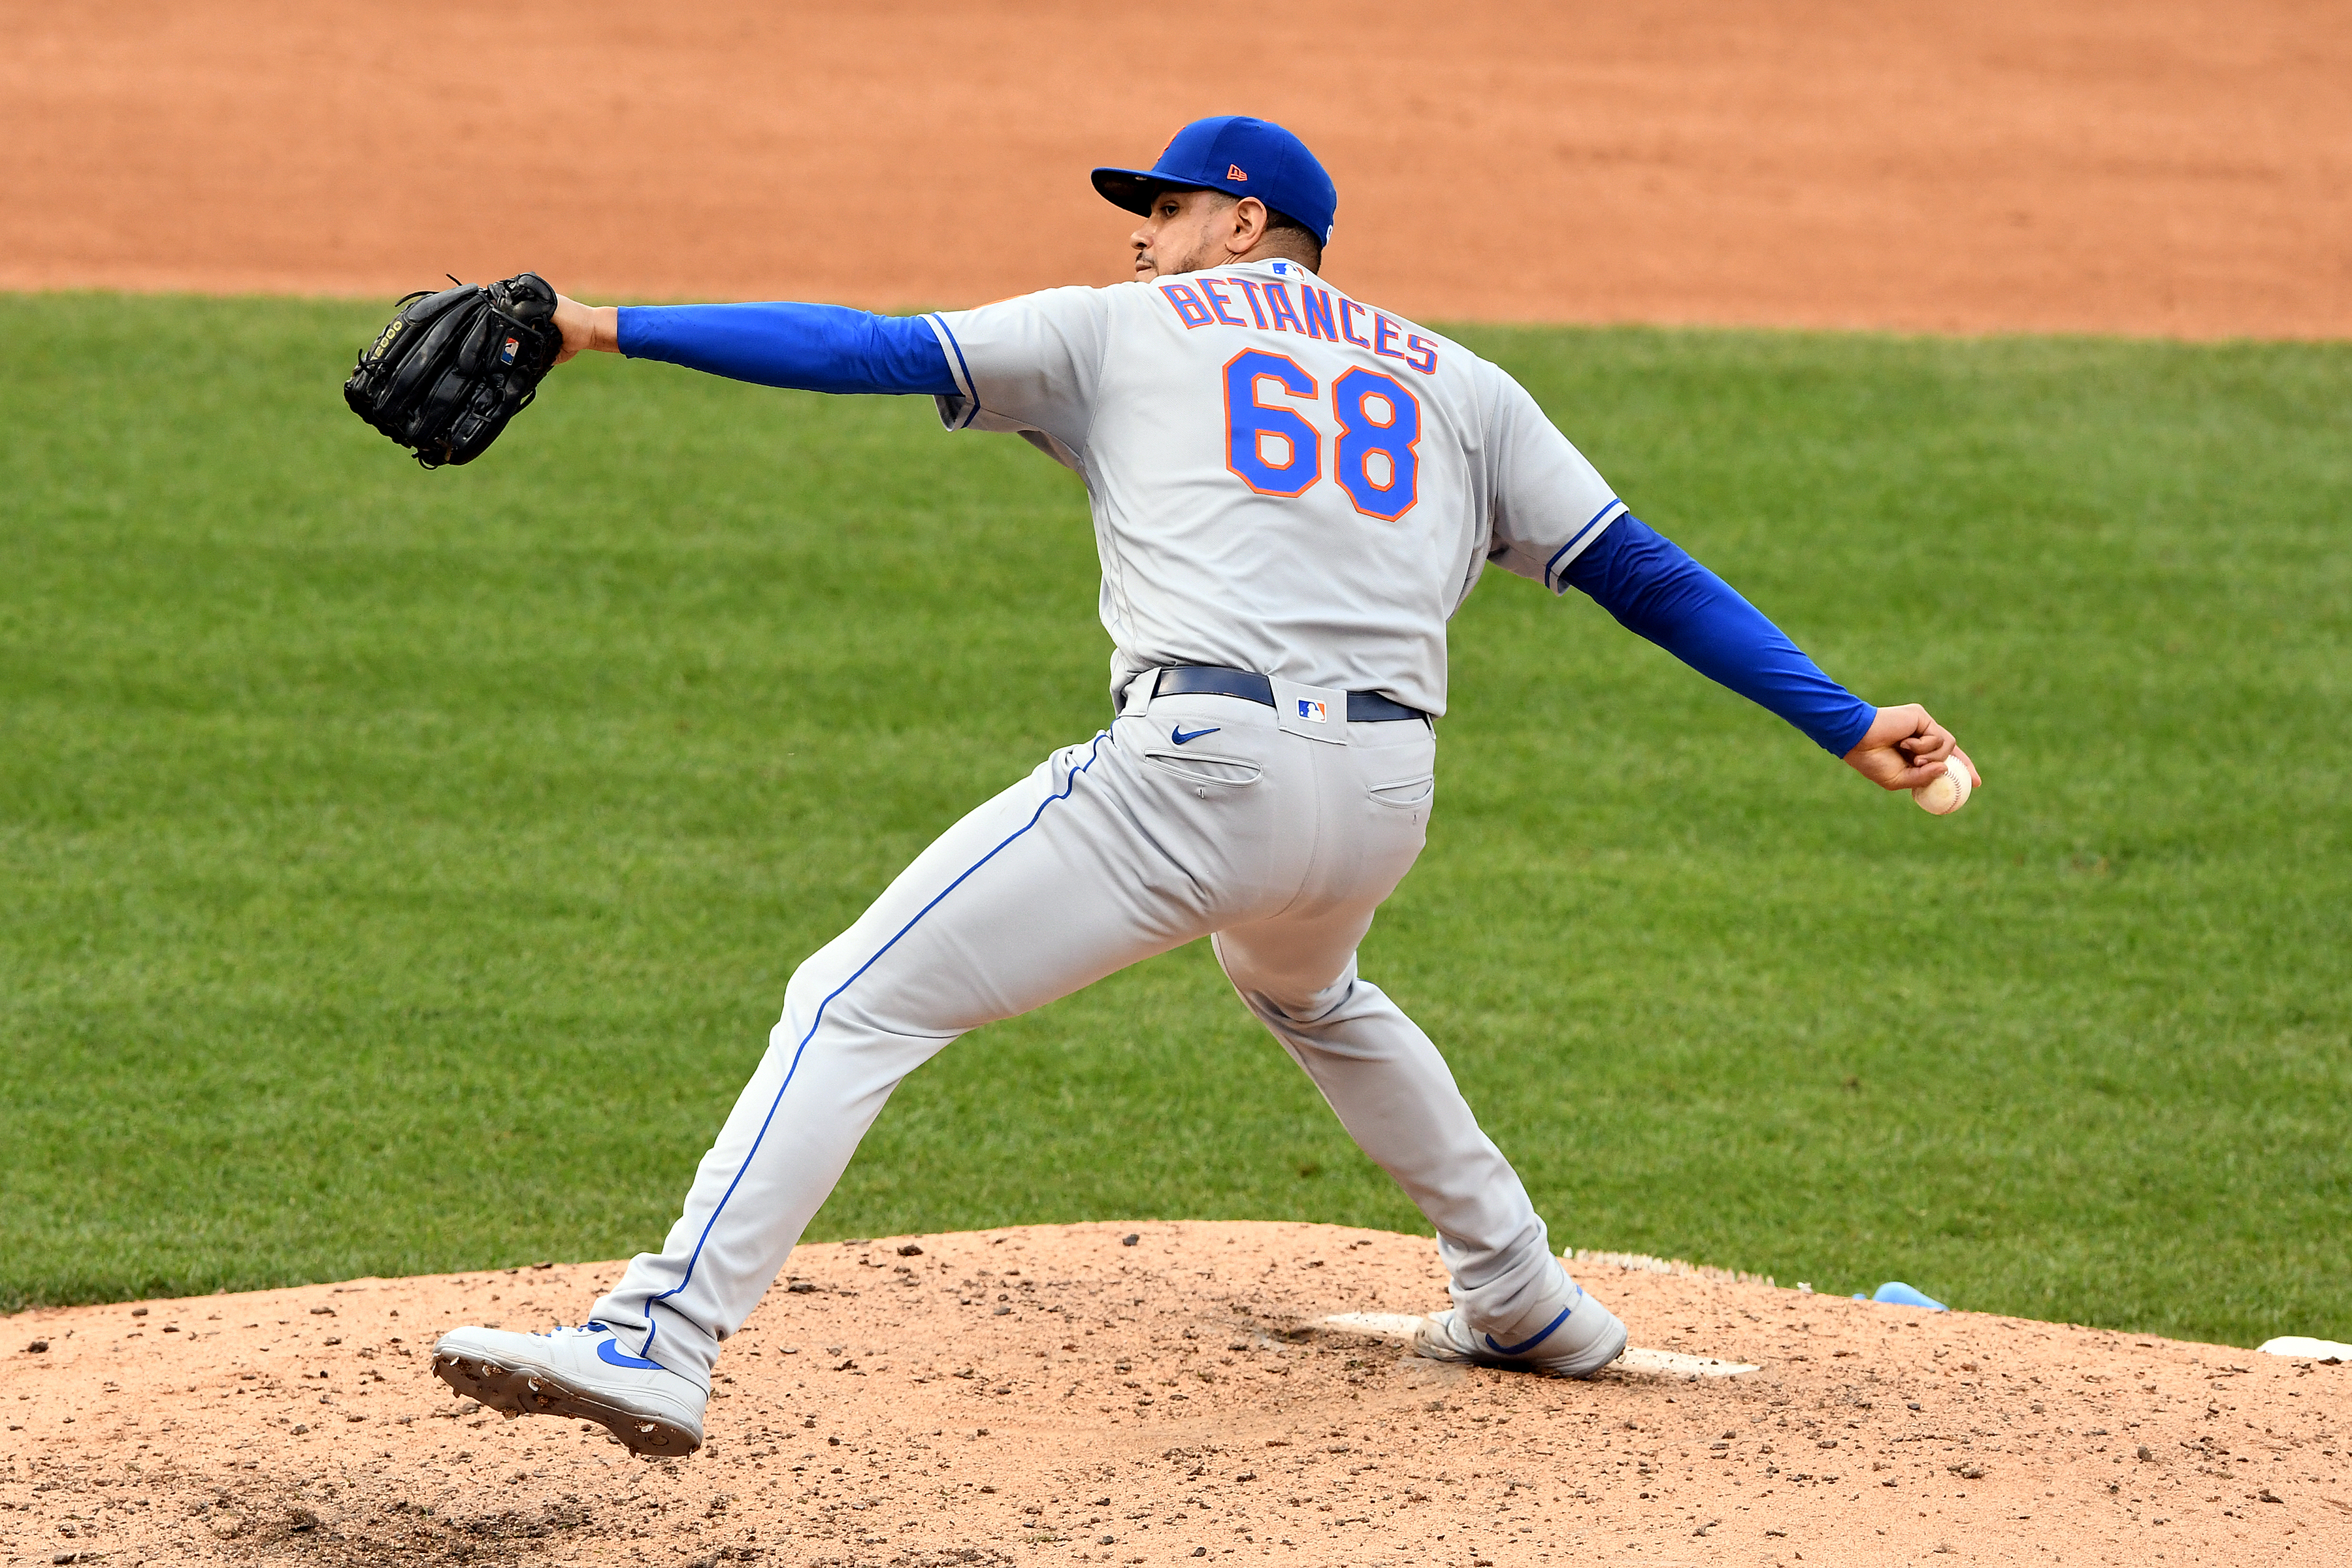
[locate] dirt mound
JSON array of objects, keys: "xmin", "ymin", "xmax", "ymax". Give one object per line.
[
  {"xmin": 4, "ymin": 1222, "xmax": 2345, "ymax": 1565},
  {"xmin": 4, "ymin": 2, "xmax": 2347, "ymax": 337}
]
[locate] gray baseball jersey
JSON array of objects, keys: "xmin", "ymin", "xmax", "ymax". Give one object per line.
[
  {"xmin": 588, "ymin": 263, "xmax": 1622, "ymax": 1385},
  {"xmin": 923, "ymin": 259, "xmax": 1626, "ymax": 716}
]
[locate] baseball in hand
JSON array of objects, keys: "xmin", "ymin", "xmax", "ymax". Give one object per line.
[{"xmin": 1911, "ymin": 754, "xmax": 1973, "ymax": 816}]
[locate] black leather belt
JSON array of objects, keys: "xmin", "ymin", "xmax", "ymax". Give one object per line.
[{"xmin": 1146, "ymin": 666, "xmax": 1428, "ymax": 723}]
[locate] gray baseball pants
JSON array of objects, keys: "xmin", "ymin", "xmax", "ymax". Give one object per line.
[{"xmin": 591, "ymin": 678, "xmax": 1575, "ymax": 1381}]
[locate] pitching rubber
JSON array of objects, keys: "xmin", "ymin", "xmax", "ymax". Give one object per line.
[{"xmin": 432, "ymin": 1350, "xmax": 702, "ymax": 1457}]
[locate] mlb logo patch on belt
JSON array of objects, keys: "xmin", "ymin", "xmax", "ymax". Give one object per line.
[{"xmin": 1297, "ymin": 698, "xmax": 1329, "ymax": 723}]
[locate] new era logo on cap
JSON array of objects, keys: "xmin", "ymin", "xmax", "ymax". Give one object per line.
[{"xmin": 1092, "ymin": 116, "xmax": 1339, "ymax": 245}]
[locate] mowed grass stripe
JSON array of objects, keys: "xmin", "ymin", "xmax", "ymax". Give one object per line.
[{"xmin": 1, "ymin": 295, "xmax": 2345, "ymax": 1347}]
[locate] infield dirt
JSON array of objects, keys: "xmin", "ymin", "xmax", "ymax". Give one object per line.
[
  {"xmin": 5, "ymin": 1223, "xmax": 2347, "ymax": 1566},
  {"xmin": 5, "ymin": 0, "xmax": 2348, "ymax": 336},
  {"xmin": 8, "ymin": 5, "xmax": 2350, "ymax": 1564}
]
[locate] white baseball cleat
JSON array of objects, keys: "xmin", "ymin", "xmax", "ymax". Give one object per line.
[
  {"xmin": 432, "ymin": 1322, "xmax": 707, "ymax": 1456},
  {"xmin": 1413, "ymin": 1283, "xmax": 1629, "ymax": 1379}
]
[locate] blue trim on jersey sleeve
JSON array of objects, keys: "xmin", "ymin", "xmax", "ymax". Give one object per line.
[
  {"xmin": 1542, "ymin": 498, "xmax": 1626, "ymax": 591},
  {"xmin": 1563, "ymin": 515, "xmax": 1877, "ymax": 756},
  {"xmin": 925, "ymin": 313, "xmax": 985, "ymax": 429},
  {"xmin": 615, "ymin": 302, "xmax": 959, "ymax": 396},
  {"xmin": 926, "ymin": 314, "xmax": 974, "ymax": 398}
]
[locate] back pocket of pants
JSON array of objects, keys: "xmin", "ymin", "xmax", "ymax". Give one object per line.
[
  {"xmin": 1368, "ymin": 774, "xmax": 1435, "ymax": 809},
  {"xmin": 1143, "ymin": 751, "xmax": 1264, "ymax": 789}
]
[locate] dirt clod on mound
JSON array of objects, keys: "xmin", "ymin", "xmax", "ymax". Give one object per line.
[{"xmin": 3, "ymin": 1222, "xmax": 2345, "ymax": 1565}]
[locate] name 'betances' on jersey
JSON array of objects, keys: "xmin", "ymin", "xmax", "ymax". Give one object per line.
[{"xmin": 1156, "ymin": 266, "xmax": 1441, "ymax": 375}]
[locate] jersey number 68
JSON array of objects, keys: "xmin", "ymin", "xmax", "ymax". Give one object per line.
[{"xmin": 1223, "ymin": 350, "xmax": 1422, "ymax": 521}]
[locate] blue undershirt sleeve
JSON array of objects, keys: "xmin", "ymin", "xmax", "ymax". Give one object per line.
[
  {"xmin": 615, "ymin": 302, "xmax": 959, "ymax": 397},
  {"xmin": 1561, "ymin": 515, "xmax": 1877, "ymax": 755}
]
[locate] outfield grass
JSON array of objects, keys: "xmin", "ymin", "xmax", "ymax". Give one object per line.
[{"xmin": 2, "ymin": 295, "xmax": 2345, "ymax": 1347}]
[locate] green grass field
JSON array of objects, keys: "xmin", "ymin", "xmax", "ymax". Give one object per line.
[{"xmin": 3, "ymin": 295, "xmax": 2345, "ymax": 1348}]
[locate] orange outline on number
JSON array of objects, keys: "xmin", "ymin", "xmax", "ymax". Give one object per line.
[
  {"xmin": 1332, "ymin": 367, "xmax": 1421, "ymax": 521},
  {"xmin": 1222, "ymin": 348, "xmax": 1322, "ymax": 498}
]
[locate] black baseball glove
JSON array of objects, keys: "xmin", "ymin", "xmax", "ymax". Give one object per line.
[{"xmin": 344, "ymin": 272, "xmax": 564, "ymax": 467}]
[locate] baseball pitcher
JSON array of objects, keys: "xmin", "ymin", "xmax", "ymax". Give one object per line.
[{"xmin": 433, "ymin": 116, "xmax": 1978, "ymax": 1455}]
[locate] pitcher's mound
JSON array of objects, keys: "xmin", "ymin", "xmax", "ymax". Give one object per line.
[{"xmin": 3, "ymin": 1222, "xmax": 2342, "ymax": 1565}]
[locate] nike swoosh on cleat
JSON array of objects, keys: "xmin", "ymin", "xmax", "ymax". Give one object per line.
[
  {"xmin": 1483, "ymin": 1291, "xmax": 1582, "ymax": 1358},
  {"xmin": 596, "ymin": 1337, "xmax": 668, "ymax": 1371},
  {"xmin": 1170, "ymin": 725, "xmax": 1220, "ymax": 745}
]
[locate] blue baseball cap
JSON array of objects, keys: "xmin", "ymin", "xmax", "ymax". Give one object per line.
[{"xmin": 1092, "ymin": 116, "xmax": 1337, "ymax": 244}]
